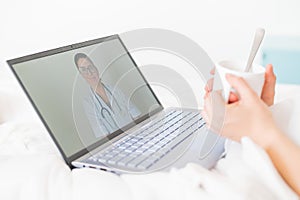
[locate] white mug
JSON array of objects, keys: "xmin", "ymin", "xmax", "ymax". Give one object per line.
[{"xmin": 215, "ymin": 60, "xmax": 265, "ymax": 102}]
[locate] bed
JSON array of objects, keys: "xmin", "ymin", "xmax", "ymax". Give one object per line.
[{"xmin": 0, "ymin": 66, "xmax": 299, "ymax": 200}]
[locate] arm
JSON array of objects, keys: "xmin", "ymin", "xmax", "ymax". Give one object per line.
[
  {"xmin": 266, "ymin": 129, "xmax": 300, "ymax": 196},
  {"xmin": 202, "ymin": 74, "xmax": 300, "ymax": 196}
]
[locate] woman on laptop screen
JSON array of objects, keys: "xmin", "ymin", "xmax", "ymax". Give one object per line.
[{"xmin": 74, "ymin": 53, "xmax": 140, "ymax": 138}]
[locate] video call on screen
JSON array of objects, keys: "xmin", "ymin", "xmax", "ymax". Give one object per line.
[{"xmin": 12, "ymin": 37, "xmax": 161, "ymax": 157}]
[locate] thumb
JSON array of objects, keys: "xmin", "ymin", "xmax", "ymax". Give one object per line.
[
  {"xmin": 225, "ymin": 74, "xmax": 256, "ymax": 100},
  {"xmin": 261, "ymin": 64, "xmax": 276, "ymax": 106}
]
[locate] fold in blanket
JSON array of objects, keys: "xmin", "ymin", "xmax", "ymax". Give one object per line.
[{"xmin": 0, "ymin": 123, "xmax": 298, "ymax": 200}]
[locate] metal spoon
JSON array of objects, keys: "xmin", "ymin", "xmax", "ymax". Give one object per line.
[{"xmin": 245, "ymin": 28, "xmax": 265, "ymax": 72}]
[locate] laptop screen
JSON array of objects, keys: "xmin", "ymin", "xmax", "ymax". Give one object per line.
[{"xmin": 8, "ymin": 35, "xmax": 162, "ymax": 161}]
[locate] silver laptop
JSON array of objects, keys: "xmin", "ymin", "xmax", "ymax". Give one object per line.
[{"xmin": 7, "ymin": 35, "xmax": 224, "ymax": 174}]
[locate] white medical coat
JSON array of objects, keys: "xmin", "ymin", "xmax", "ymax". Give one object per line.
[{"xmin": 83, "ymin": 84, "xmax": 141, "ymax": 138}]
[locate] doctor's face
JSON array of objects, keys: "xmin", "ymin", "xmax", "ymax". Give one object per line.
[{"xmin": 77, "ymin": 58, "xmax": 100, "ymax": 85}]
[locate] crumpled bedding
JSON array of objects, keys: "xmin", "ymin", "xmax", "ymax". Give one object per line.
[{"xmin": 0, "ymin": 67, "xmax": 299, "ymax": 200}]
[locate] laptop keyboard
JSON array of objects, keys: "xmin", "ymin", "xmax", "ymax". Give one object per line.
[{"xmin": 88, "ymin": 110, "xmax": 205, "ymax": 170}]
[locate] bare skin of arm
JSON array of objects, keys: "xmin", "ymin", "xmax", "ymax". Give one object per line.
[{"xmin": 202, "ymin": 68, "xmax": 300, "ymax": 196}]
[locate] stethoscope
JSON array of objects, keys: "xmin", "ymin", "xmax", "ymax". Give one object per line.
[{"xmin": 92, "ymin": 84, "xmax": 122, "ymax": 133}]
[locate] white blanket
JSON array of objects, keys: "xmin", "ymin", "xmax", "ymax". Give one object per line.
[{"xmin": 0, "ymin": 67, "xmax": 299, "ymax": 200}]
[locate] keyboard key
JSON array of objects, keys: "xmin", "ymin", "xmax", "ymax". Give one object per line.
[
  {"xmin": 98, "ymin": 157, "xmax": 107, "ymax": 163},
  {"xmin": 136, "ymin": 140, "xmax": 147, "ymax": 145},
  {"xmin": 89, "ymin": 156, "xmax": 98, "ymax": 162},
  {"xmin": 159, "ymin": 146, "xmax": 171, "ymax": 155},
  {"xmin": 117, "ymin": 156, "xmax": 136, "ymax": 166},
  {"xmin": 147, "ymin": 145, "xmax": 161, "ymax": 152},
  {"xmin": 111, "ymin": 148, "xmax": 122, "ymax": 154},
  {"xmin": 147, "ymin": 140, "xmax": 157, "ymax": 146},
  {"xmin": 107, "ymin": 156, "xmax": 123, "ymax": 165},
  {"xmin": 165, "ymin": 134, "xmax": 177, "ymax": 140},
  {"xmin": 137, "ymin": 160, "xmax": 155, "ymax": 170},
  {"xmin": 151, "ymin": 151, "xmax": 165, "ymax": 159},
  {"xmin": 124, "ymin": 142, "xmax": 133, "ymax": 146},
  {"xmin": 142, "ymin": 142, "xmax": 153, "ymax": 149},
  {"xmin": 155, "ymin": 141, "xmax": 165, "ymax": 148},
  {"xmin": 131, "ymin": 144, "xmax": 142, "ymax": 149},
  {"xmin": 127, "ymin": 156, "xmax": 148, "ymax": 168},
  {"xmin": 124, "ymin": 146, "xmax": 137, "ymax": 153},
  {"xmin": 103, "ymin": 153, "xmax": 114, "ymax": 158},
  {"xmin": 129, "ymin": 151, "xmax": 142, "ymax": 157},
  {"xmin": 142, "ymin": 150, "xmax": 155, "ymax": 157},
  {"xmin": 130, "ymin": 138, "xmax": 140, "ymax": 143},
  {"xmin": 118, "ymin": 145, "xmax": 127, "ymax": 150},
  {"xmin": 136, "ymin": 147, "xmax": 148, "ymax": 153}
]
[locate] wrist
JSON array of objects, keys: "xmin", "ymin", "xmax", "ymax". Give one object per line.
[{"xmin": 259, "ymin": 127, "xmax": 283, "ymax": 152}]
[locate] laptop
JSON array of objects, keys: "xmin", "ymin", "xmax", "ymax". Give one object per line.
[{"xmin": 7, "ymin": 35, "xmax": 224, "ymax": 174}]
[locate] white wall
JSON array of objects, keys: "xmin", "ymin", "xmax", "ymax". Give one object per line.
[
  {"xmin": 1, "ymin": 0, "xmax": 300, "ymax": 78},
  {"xmin": 1, "ymin": 0, "xmax": 299, "ymax": 125}
]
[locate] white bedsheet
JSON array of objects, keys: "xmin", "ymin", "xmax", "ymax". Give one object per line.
[{"xmin": 0, "ymin": 67, "xmax": 299, "ymax": 200}]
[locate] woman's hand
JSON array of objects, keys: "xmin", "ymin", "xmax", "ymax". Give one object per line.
[
  {"xmin": 202, "ymin": 74, "xmax": 281, "ymax": 150},
  {"xmin": 203, "ymin": 73, "xmax": 300, "ymax": 196},
  {"xmin": 205, "ymin": 64, "xmax": 276, "ymax": 106}
]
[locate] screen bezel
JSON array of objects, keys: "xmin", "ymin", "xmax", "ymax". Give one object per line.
[{"xmin": 7, "ymin": 35, "xmax": 164, "ymax": 167}]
